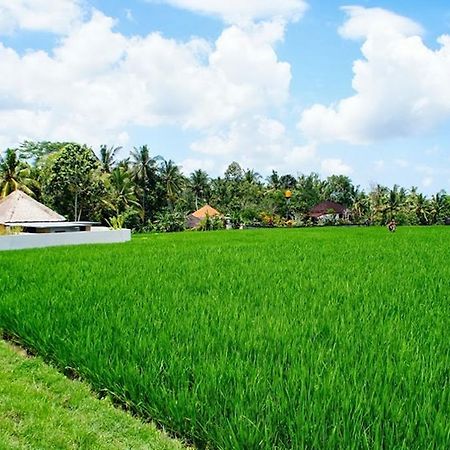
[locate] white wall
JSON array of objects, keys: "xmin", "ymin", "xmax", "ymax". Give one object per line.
[{"xmin": 0, "ymin": 229, "xmax": 131, "ymax": 251}]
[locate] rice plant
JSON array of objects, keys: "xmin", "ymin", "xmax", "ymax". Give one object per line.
[{"xmin": 1, "ymin": 227, "xmax": 449, "ymax": 449}]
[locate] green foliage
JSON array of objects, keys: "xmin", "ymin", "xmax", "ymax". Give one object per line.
[
  {"xmin": 99, "ymin": 144, "xmax": 121, "ymax": 173},
  {"xmin": 106, "ymin": 215, "xmax": 126, "ymax": 230},
  {"xmin": 152, "ymin": 210, "xmax": 186, "ymax": 233},
  {"xmin": 41, "ymin": 143, "xmax": 106, "ymax": 221},
  {"xmin": 323, "ymin": 175, "xmax": 356, "ymax": 207},
  {"xmin": 18, "ymin": 141, "xmax": 70, "ymax": 166},
  {"xmin": 2, "ymin": 228, "xmax": 449, "ymax": 449},
  {"xmin": 159, "ymin": 159, "xmax": 185, "ymax": 208},
  {"xmin": 196, "ymin": 214, "xmax": 224, "ymax": 231},
  {"xmin": 130, "ymin": 145, "xmax": 160, "ymax": 222},
  {"xmin": 0, "ymin": 149, "xmax": 36, "ymax": 198}
]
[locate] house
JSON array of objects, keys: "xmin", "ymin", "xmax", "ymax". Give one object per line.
[
  {"xmin": 0, "ymin": 190, "xmax": 131, "ymax": 251},
  {"xmin": 309, "ymin": 201, "xmax": 349, "ymax": 221},
  {"xmin": 0, "ymin": 190, "xmax": 94, "ymax": 233},
  {"xmin": 186, "ymin": 204, "xmax": 221, "ymax": 229}
]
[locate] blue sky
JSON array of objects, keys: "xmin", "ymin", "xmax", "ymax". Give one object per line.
[{"xmin": 0, "ymin": 0, "xmax": 449, "ymax": 193}]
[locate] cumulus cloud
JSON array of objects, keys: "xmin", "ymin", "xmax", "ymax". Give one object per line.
[
  {"xmin": 299, "ymin": 6, "xmax": 450, "ymax": 144},
  {"xmin": 321, "ymin": 158, "xmax": 353, "ymax": 176},
  {"xmin": 0, "ymin": 0, "xmax": 83, "ymax": 35},
  {"xmin": 150, "ymin": 0, "xmax": 308, "ymax": 24},
  {"xmin": 338, "ymin": 6, "xmax": 423, "ymax": 40},
  {"xmin": 190, "ymin": 115, "xmax": 316, "ymax": 173},
  {"xmin": 0, "ymin": 10, "xmax": 291, "ymax": 148},
  {"xmin": 180, "ymin": 157, "xmax": 216, "ymax": 175}
]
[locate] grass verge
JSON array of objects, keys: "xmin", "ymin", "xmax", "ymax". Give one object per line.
[{"xmin": 0, "ymin": 339, "xmax": 186, "ymax": 450}]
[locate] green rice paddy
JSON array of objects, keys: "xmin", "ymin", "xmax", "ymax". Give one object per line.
[{"xmin": 1, "ymin": 227, "xmax": 449, "ymax": 449}]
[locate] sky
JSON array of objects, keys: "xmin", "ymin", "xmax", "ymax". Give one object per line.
[{"xmin": 0, "ymin": 0, "xmax": 449, "ymax": 193}]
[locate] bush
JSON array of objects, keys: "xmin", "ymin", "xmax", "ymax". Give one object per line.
[{"xmin": 196, "ymin": 214, "xmax": 224, "ymax": 231}]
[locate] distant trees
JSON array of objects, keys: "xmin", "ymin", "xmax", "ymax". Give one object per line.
[{"xmin": 1, "ymin": 140, "xmax": 449, "ymax": 231}]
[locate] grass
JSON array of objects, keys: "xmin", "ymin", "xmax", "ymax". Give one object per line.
[
  {"xmin": 0, "ymin": 340, "xmax": 185, "ymax": 450},
  {"xmin": 0, "ymin": 227, "xmax": 449, "ymax": 448}
]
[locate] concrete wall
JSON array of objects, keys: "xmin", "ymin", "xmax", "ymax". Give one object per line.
[{"xmin": 0, "ymin": 229, "xmax": 131, "ymax": 251}]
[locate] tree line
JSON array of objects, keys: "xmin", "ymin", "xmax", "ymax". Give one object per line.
[{"xmin": 0, "ymin": 141, "xmax": 449, "ymax": 231}]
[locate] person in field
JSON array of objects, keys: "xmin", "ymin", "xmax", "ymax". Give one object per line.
[{"xmin": 388, "ymin": 219, "xmax": 397, "ymax": 232}]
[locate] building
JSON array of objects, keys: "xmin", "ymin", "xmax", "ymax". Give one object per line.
[
  {"xmin": 0, "ymin": 190, "xmax": 94, "ymax": 233},
  {"xmin": 309, "ymin": 201, "xmax": 349, "ymax": 221},
  {"xmin": 186, "ymin": 204, "xmax": 221, "ymax": 229},
  {"xmin": 0, "ymin": 190, "xmax": 131, "ymax": 251}
]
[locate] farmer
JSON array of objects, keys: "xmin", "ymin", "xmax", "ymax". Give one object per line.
[{"xmin": 387, "ymin": 219, "xmax": 397, "ymax": 232}]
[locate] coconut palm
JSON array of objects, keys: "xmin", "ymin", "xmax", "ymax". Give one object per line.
[
  {"xmin": 244, "ymin": 169, "xmax": 262, "ymax": 185},
  {"xmin": 130, "ymin": 145, "xmax": 159, "ymax": 221},
  {"xmin": 189, "ymin": 169, "xmax": 210, "ymax": 210},
  {"xmin": 159, "ymin": 159, "xmax": 185, "ymax": 208},
  {"xmin": 0, "ymin": 149, "xmax": 35, "ymax": 198},
  {"xmin": 108, "ymin": 167, "xmax": 140, "ymax": 213},
  {"xmin": 413, "ymin": 193, "xmax": 431, "ymax": 225},
  {"xmin": 267, "ymin": 170, "xmax": 281, "ymax": 190},
  {"xmin": 99, "ymin": 145, "xmax": 122, "ymax": 173}
]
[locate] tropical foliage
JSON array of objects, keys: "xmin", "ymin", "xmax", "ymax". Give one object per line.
[{"xmin": 0, "ymin": 141, "xmax": 449, "ymax": 230}]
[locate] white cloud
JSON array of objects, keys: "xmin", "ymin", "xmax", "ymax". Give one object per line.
[
  {"xmin": 150, "ymin": 0, "xmax": 308, "ymax": 24},
  {"xmin": 338, "ymin": 6, "xmax": 423, "ymax": 40},
  {"xmin": 414, "ymin": 164, "xmax": 450, "ymax": 191},
  {"xmin": 0, "ymin": 0, "xmax": 83, "ymax": 35},
  {"xmin": 321, "ymin": 158, "xmax": 353, "ymax": 176},
  {"xmin": 180, "ymin": 158, "xmax": 216, "ymax": 175},
  {"xmin": 0, "ymin": 11, "xmax": 291, "ymax": 148},
  {"xmin": 190, "ymin": 115, "xmax": 316, "ymax": 174},
  {"xmin": 299, "ymin": 7, "xmax": 450, "ymax": 144}
]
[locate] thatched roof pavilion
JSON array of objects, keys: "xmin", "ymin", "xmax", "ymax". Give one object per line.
[
  {"xmin": 0, "ymin": 190, "xmax": 93, "ymax": 233},
  {"xmin": 0, "ymin": 190, "xmax": 66, "ymax": 224}
]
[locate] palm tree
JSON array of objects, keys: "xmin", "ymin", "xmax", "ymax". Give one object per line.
[
  {"xmin": 414, "ymin": 193, "xmax": 430, "ymax": 225},
  {"xmin": 108, "ymin": 167, "xmax": 140, "ymax": 213},
  {"xmin": 387, "ymin": 184, "xmax": 405, "ymax": 220},
  {"xmin": 429, "ymin": 191, "xmax": 447, "ymax": 224},
  {"xmin": 189, "ymin": 169, "xmax": 210, "ymax": 210},
  {"xmin": 351, "ymin": 191, "xmax": 370, "ymax": 223},
  {"xmin": 244, "ymin": 169, "xmax": 261, "ymax": 185},
  {"xmin": 99, "ymin": 145, "xmax": 122, "ymax": 173},
  {"xmin": 266, "ymin": 170, "xmax": 281, "ymax": 190},
  {"xmin": 130, "ymin": 145, "xmax": 159, "ymax": 221},
  {"xmin": 159, "ymin": 159, "xmax": 185, "ymax": 208},
  {"xmin": 0, "ymin": 149, "xmax": 35, "ymax": 198}
]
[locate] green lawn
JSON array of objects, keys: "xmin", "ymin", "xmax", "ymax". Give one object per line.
[
  {"xmin": 1, "ymin": 227, "xmax": 449, "ymax": 449},
  {"xmin": 0, "ymin": 340, "xmax": 185, "ymax": 450}
]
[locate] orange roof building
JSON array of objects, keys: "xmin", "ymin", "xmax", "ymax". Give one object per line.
[{"xmin": 186, "ymin": 204, "xmax": 221, "ymax": 228}]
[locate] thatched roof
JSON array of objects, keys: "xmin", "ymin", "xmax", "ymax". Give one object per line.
[
  {"xmin": 0, "ymin": 190, "xmax": 66, "ymax": 224},
  {"xmin": 190, "ymin": 205, "xmax": 221, "ymax": 219},
  {"xmin": 309, "ymin": 201, "xmax": 347, "ymax": 218}
]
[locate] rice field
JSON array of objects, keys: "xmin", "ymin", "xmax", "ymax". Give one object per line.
[{"xmin": 0, "ymin": 227, "xmax": 449, "ymax": 449}]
